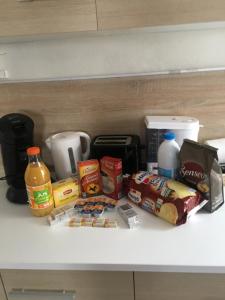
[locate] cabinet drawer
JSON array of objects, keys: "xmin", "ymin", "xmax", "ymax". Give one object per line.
[
  {"xmin": 135, "ymin": 272, "xmax": 225, "ymax": 300},
  {"xmin": 1, "ymin": 270, "xmax": 134, "ymax": 300},
  {"xmin": 96, "ymin": 0, "xmax": 225, "ymax": 30},
  {"xmin": 0, "ymin": 274, "xmax": 7, "ymax": 300},
  {"xmin": 0, "ymin": 0, "xmax": 97, "ymax": 37}
]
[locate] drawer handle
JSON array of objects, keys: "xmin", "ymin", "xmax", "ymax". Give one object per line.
[
  {"xmin": 17, "ymin": 0, "xmax": 34, "ymax": 2},
  {"xmin": 9, "ymin": 288, "xmax": 76, "ymax": 299}
]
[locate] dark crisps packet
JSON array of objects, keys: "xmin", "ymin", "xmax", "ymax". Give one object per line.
[{"xmin": 179, "ymin": 139, "xmax": 224, "ymax": 212}]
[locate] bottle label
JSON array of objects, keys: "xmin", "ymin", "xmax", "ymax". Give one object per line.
[
  {"xmin": 159, "ymin": 168, "xmax": 177, "ymax": 179},
  {"xmin": 26, "ymin": 181, "xmax": 53, "ymax": 209}
]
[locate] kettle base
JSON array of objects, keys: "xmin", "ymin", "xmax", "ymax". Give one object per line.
[{"xmin": 6, "ymin": 186, "xmax": 28, "ymax": 204}]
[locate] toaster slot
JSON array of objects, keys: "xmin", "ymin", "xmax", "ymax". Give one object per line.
[{"xmin": 94, "ymin": 136, "xmax": 132, "ymax": 146}]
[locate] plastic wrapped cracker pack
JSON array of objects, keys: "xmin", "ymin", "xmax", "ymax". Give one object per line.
[{"xmin": 126, "ymin": 172, "xmax": 206, "ymax": 225}]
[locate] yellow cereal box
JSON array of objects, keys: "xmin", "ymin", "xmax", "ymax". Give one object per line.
[{"xmin": 52, "ymin": 177, "xmax": 80, "ymax": 207}]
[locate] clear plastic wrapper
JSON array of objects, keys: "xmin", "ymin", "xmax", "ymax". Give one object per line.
[
  {"xmin": 48, "ymin": 205, "xmax": 76, "ymax": 226},
  {"xmin": 118, "ymin": 203, "xmax": 140, "ymax": 229},
  {"xmin": 67, "ymin": 217, "xmax": 117, "ymax": 228},
  {"xmin": 126, "ymin": 172, "xmax": 206, "ymax": 225}
]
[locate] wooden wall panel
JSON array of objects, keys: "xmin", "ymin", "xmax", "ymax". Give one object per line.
[
  {"xmin": 96, "ymin": 0, "xmax": 225, "ymax": 30},
  {"xmin": 0, "ymin": 71, "xmax": 225, "ymax": 146},
  {"xmin": 0, "ymin": 0, "xmax": 97, "ymax": 37}
]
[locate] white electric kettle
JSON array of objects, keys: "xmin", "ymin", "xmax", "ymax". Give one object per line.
[{"xmin": 45, "ymin": 131, "xmax": 91, "ymax": 179}]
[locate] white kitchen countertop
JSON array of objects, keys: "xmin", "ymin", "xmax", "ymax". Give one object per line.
[{"xmin": 0, "ymin": 182, "xmax": 225, "ymax": 273}]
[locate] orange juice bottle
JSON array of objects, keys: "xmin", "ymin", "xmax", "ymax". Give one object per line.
[{"xmin": 25, "ymin": 147, "xmax": 53, "ymax": 217}]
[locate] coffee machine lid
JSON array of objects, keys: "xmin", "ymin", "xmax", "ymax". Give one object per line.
[{"xmin": 0, "ymin": 113, "xmax": 34, "ymax": 144}]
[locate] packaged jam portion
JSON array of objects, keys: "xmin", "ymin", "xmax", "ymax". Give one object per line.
[
  {"xmin": 78, "ymin": 159, "xmax": 102, "ymax": 198},
  {"xmin": 74, "ymin": 196, "xmax": 117, "ymax": 217},
  {"xmin": 100, "ymin": 156, "xmax": 123, "ymax": 200}
]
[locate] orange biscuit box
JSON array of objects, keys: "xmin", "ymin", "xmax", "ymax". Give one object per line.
[{"xmin": 78, "ymin": 159, "xmax": 102, "ymax": 198}]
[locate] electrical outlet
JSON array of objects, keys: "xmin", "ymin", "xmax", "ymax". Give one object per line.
[{"xmin": 0, "ymin": 70, "xmax": 8, "ymax": 80}]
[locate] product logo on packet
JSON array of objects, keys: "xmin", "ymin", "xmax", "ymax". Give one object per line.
[
  {"xmin": 128, "ymin": 188, "xmax": 142, "ymax": 204},
  {"xmin": 82, "ymin": 172, "xmax": 99, "ymax": 186},
  {"xmin": 102, "ymin": 159, "xmax": 114, "ymax": 170},
  {"xmin": 180, "ymin": 161, "xmax": 206, "ymax": 183},
  {"xmin": 80, "ymin": 164, "xmax": 98, "ymax": 177},
  {"xmin": 142, "ymin": 197, "xmax": 155, "ymax": 213},
  {"xmin": 63, "ymin": 189, "xmax": 72, "ymax": 195},
  {"xmin": 134, "ymin": 171, "xmax": 151, "ymax": 184},
  {"xmin": 148, "ymin": 176, "xmax": 168, "ymax": 193}
]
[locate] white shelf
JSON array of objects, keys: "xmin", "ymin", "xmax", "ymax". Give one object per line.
[{"xmin": 1, "ymin": 24, "xmax": 225, "ymax": 82}]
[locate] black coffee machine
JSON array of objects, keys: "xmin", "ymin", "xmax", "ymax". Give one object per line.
[{"xmin": 0, "ymin": 113, "xmax": 34, "ymax": 204}]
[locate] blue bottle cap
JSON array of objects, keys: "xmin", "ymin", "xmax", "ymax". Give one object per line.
[{"xmin": 164, "ymin": 131, "xmax": 176, "ymax": 140}]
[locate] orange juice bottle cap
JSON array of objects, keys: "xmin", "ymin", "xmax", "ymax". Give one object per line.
[{"xmin": 27, "ymin": 147, "xmax": 40, "ymax": 156}]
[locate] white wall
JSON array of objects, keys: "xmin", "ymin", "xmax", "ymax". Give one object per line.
[{"xmin": 0, "ymin": 22, "xmax": 225, "ymax": 82}]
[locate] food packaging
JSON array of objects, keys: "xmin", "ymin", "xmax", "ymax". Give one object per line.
[
  {"xmin": 145, "ymin": 116, "xmax": 200, "ymax": 173},
  {"xmin": 67, "ymin": 217, "xmax": 117, "ymax": 228},
  {"xmin": 52, "ymin": 177, "xmax": 80, "ymax": 207},
  {"xmin": 74, "ymin": 196, "xmax": 117, "ymax": 217},
  {"xmin": 48, "ymin": 204, "xmax": 76, "ymax": 226},
  {"xmin": 118, "ymin": 203, "xmax": 140, "ymax": 229},
  {"xmin": 78, "ymin": 159, "xmax": 102, "ymax": 198},
  {"xmin": 100, "ymin": 156, "xmax": 123, "ymax": 200},
  {"xmin": 126, "ymin": 171, "xmax": 206, "ymax": 225},
  {"xmin": 179, "ymin": 139, "xmax": 224, "ymax": 212}
]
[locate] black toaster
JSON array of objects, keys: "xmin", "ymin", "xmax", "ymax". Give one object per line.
[{"xmin": 91, "ymin": 135, "xmax": 141, "ymax": 174}]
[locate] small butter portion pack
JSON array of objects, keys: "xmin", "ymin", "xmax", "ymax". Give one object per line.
[
  {"xmin": 68, "ymin": 217, "xmax": 117, "ymax": 228},
  {"xmin": 52, "ymin": 177, "xmax": 80, "ymax": 208}
]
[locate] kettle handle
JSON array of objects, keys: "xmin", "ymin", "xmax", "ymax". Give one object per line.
[
  {"xmin": 76, "ymin": 132, "xmax": 91, "ymax": 161},
  {"xmin": 45, "ymin": 136, "xmax": 52, "ymax": 150}
]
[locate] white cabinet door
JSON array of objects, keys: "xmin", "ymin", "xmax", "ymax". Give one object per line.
[
  {"xmin": 0, "ymin": 275, "xmax": 7, "ymax": 300},
  {"xmin": 135, "ymin": 272, "xmax": 225, "ymax": 300}
]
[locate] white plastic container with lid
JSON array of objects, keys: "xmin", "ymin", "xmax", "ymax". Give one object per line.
[
  {"xmin": 145, "ymin": 115, "xmax": 201, "ymax": 172},
  {"xmin": 158, "ymin": 132, "xmax": 180, "ymax": 179}
]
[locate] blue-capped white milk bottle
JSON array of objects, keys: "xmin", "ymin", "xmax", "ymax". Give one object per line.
[{"xmin": 158, "ymin": 132, "xmax": 180, "ymax": 179}]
